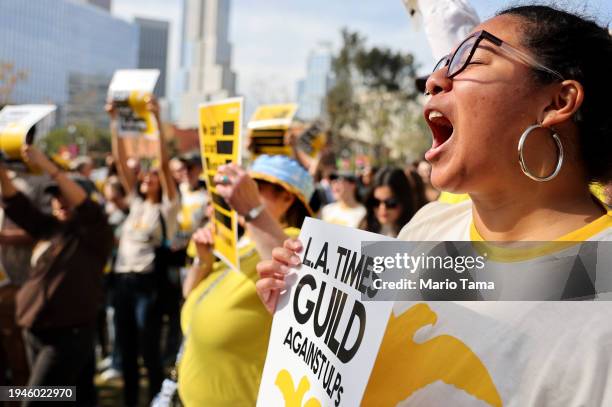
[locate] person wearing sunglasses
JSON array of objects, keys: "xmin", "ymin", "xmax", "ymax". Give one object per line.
[
  {"xmin": 359, "ymin": 167, "xmax": 424, "ymax": 237},
  {"xmin": 256, "ymin": 5, "xmax": 612, "ymax": 406}
]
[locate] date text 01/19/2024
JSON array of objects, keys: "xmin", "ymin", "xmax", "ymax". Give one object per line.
[{"xmin": 0, "ymin": 386, "xmax": 76, "ymax": 402}]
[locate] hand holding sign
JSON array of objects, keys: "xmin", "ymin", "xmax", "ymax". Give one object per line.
[
  {"xmin": 256, "ymin": 238, "xmax": 303, "ymax": 314},
  {"xmin": 214, "ymin": 163, "xmax": 262, "ymax": 218},
  {"xmin": 20, "ymin": 145, "xmax": 55, "ymax": 174}
]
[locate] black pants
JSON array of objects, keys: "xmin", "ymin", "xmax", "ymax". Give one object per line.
[
  {"xmin": 114, "ymin": 272, "xmax": 163, "ymax": 406},
  {"xmin": 23, "ymin": 324, "xmax": 96, "ymax": 407}
]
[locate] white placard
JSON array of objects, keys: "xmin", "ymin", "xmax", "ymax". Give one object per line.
[
  {"xmin": 108, "ymin": 69, "xmax": 160, "ymax": 139},
  {"xmin": 108, "ymin": 69, "xmax": 160, "ymax": 94},
  {"xmin": 0, "ymin": 105, "xmax": 56, "ymax": 159},
  {"xmin": 0, "ymin": 105, "xmax": 57, "ymax": 134},
  {"xmin": 257, "ymin": 218, "xmax": 394, "ymax": 407}
]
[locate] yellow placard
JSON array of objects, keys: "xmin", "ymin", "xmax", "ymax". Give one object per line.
[
  {"xmin": 0, "ymin": 104, "xmax": 56, "ymax": 160},
  {"xmin": 248, "ymin": 103, "xmax": 298, "ymax": 158},
  {"xmin": 0, "ymin": 123, "xmax": 28, "ymax": 159},
  {"xmin": 297, "ymin": 122, "xmax": 326, "ymax": 158},
  {"xmin": 108, "ymin": 69, "xmax": 160, "ymax": 140},
  {"xmin": 198, "ymin": 97, "xmax": 243, "ymax": 271},
  {"xmin": 112, "ymin": 90, "xmax": 159, "ymax": 140}
]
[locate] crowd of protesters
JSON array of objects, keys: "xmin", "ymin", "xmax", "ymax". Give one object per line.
[
  {"xmin": 0, "ymin": 92, "xmax": 439, "ymax": 406},
  {"xmin": 0, "ymin": 3, "xmax": 611, "ymax": 407}
]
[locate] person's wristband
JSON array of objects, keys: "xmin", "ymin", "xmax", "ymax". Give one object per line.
[
  {"xmin": 193, "ymin": 257, "xmax": 207, "ymax": 270},
  {"xmin": 244, "ymin": 204, "xmax": 265, "ymax": 222}
]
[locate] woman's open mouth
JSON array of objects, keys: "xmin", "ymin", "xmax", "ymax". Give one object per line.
[
  {"xmin": 427, "ymin": 110, "xmax": 454, "ymax": 149},
  {"xmin": 424, "ymin": 109, "xmax": 454, "ymax": 161}
]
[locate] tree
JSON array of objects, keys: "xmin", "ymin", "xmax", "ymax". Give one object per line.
[
  {"xmin": 325, "ymin": 29, "xmax": 423, "ymax": 165},
  {"xmin": 326, "ymin": 29, "xmax": 365, "ymax": 140},
  {"xmin": 0, "ymin": 61, "xmax": 28, "ymax": 107},
  {"xmin": 44, "ymin": 123, "xmax": 110, "ymax": 156}
]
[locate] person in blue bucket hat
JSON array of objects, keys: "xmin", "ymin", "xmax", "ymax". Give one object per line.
[{"xmin": 175, "ymin": 155, "xmax": 313, "ymax": 406}]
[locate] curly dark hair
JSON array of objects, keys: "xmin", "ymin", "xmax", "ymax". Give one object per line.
[{"xmin": 498, "ymin": 5, "xmax": 612, "ymax": 184}]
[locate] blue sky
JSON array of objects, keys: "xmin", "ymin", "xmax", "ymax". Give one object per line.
[{"xmin": 112, "ymin": 0, "xmax": 612, "ymax": 107}]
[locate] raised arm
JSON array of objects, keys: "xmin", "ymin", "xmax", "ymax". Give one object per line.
[
  {"xmin": 183, "ymin": 226, "xmax": 214, "ymax": 298},
  {"xmin": 147, "ymin": 97, "xmax": 177, "ymax": 203},
  {"xmin": 214, "ymin": 164, "xmax": 288, "ymax": 260},
  {"xmin": 0, "ymin": 152, "xmax": 58, "ymax": 239},
  {"xmin": 106, "ymin": 101, "xmax": 136, "ymax": 195},
  {"xmin": 0, "ymin": 161, "xmax": 19, "ymax": 199},
  {"xmin": 22, "ymin": 145, "xmax": 86, "ymax": 208}
]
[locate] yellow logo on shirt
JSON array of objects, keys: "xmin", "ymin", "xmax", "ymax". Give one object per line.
[
  {"xmin": 363, "ymin": 303, "xmax": 502, "ymax": 406},
  {"xmin": 275, "ymin": 369, "xmax": 321, "ymax": 407}
]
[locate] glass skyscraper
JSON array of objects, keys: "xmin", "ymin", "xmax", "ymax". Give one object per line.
[
  {"xmin": 0, "ymin": 0, "xmax": 138, "ymax": 126},
  {"xmin": 135, "ymin": 17, "xmax": 169, "ymax": 98},
  {"xmin": 296, "ymin": 43, "xmax": 334, "ymax": 121}
]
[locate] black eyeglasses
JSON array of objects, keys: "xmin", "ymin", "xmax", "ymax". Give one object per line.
[
  {"xmin": 433, "ymin": 30, "xmax": 564, "ymax": 81},
  {"xmin": 373, "ymin": 197, "xmax": 399, "ymax": 209}
]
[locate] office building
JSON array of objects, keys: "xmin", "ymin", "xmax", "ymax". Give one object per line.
[
  {"xmin": 0, "ymin": 0, "xmax": 138, "ymax": 126},
  {"xmin": 296, "ymin": 43, "xmax": 334, "ymax": 121},
  {"xmin": 135, "ymin": 17, "xmax": 170, "ymax": 98},
  {"xmin": 76, "ymin": 0, "xmax": 112, "ymax": 12},
  {"xmin": 178, "ymin": 0, "xmax": 236, "ymax": 128}
]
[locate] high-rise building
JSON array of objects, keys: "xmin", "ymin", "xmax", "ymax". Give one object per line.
[
  {"xmin": 75, "ymin": 0, "xmax": 112, "ymax": 12},
  {"xmin": 296, "ymin": 43, "xmax": 334, "ymax": 121},
  {"xmin": 178, "ymin": 0, "xmax": 236, "ymax": 128},
  {"xmin": 90, "ymin": 0, "xmax": 112, "ymax": 11},
  {"xmin": 135, "ymin": 17, "xmax": 169, "ymax": 98},
  {"xmin": 0, "ymin": 0, "xmax": 138, "ymax": 127}
]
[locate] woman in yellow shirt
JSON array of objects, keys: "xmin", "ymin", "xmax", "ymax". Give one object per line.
[
  {"xmin": 178, "ymin": 155, "xmax": 314, "ymax": 406},
  {"xmin": 254, "ymin": 5, "xmax": 612, "ymax": 406}
]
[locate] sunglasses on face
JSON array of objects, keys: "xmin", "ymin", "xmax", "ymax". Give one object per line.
[
  {"xmin": 433, "ymin": 30, "xmax": 564, "ymax": 81},
  {"xmin": 373, "ymin": 197, "xmax": 400, "ymax": 209}
]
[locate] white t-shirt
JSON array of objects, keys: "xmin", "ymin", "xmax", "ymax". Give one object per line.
[
  {"xmin": 321, "ymin": 202, "xmax": 366, "ymax": 229},
  {"xmin": 115, "ymin": 195, "xmax": 180, "ymax": 273},
  {"xmin": 173, "ymin": 183, "xmax": 208, "ymax": 249},
  {"xmin": 364, "ymin": 200, "xmax": 612, "ymax": 407}
]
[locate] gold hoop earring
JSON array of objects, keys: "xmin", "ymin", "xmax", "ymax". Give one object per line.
[{"xmin": 517, "ymin": 124, "xmax": 564, "ymax": 182}]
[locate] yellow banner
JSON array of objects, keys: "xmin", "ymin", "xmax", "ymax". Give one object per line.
[
  {"xmin": 0, "ymin": 123, "xmax": 28, "ymax": 159},
  {"xmin": 112, "ymin": 90, "xmax": 159, "ymax": 140},
  {"xmin": 297, "ymin": 121, "xmax": 326, "ymax": 159},
  {"xmin": 198, "ymin": 97, "xmax": 243, "ymax": 271},
  {"xmin": 0, "ymin": 105, "xmax": 56, "ymax": 160},
  {"xmin": 108, "ymin": 69, "xmax": 160, "ymax": 140},
  {"xmin": 248, "ymin": 103, "xmax": 298, "ymax": 158}
]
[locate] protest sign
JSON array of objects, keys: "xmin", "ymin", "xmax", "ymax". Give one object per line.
[
  {"xmin": 296, "ymin": 121, "xmax": 326, "ymax": 159},
  {"xmin": 0, "ymin": 105, "xmax": 56, "ymax": 160},
  {"xmin": 248, "ymin": 103, "xmax": 297, "ymax": 158},
  {"xmin": 108, "ymin": 69, "xmax": 160, "ymax": 139},
  {"xmin": 257, "ymin": 218, "xmax": 394, "ymax": 407},
  {"xmin": 198, "ymin": 97, "xmax": 243, "ymax": 270}
]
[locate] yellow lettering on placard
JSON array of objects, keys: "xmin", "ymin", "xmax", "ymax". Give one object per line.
[
  {"xmin": 275, "ymin": 369, "xmax": 321, "ymax": 407},
  {"xmin": 363, "ymin": 303, "xmax": 502, "ymax": 407}
]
